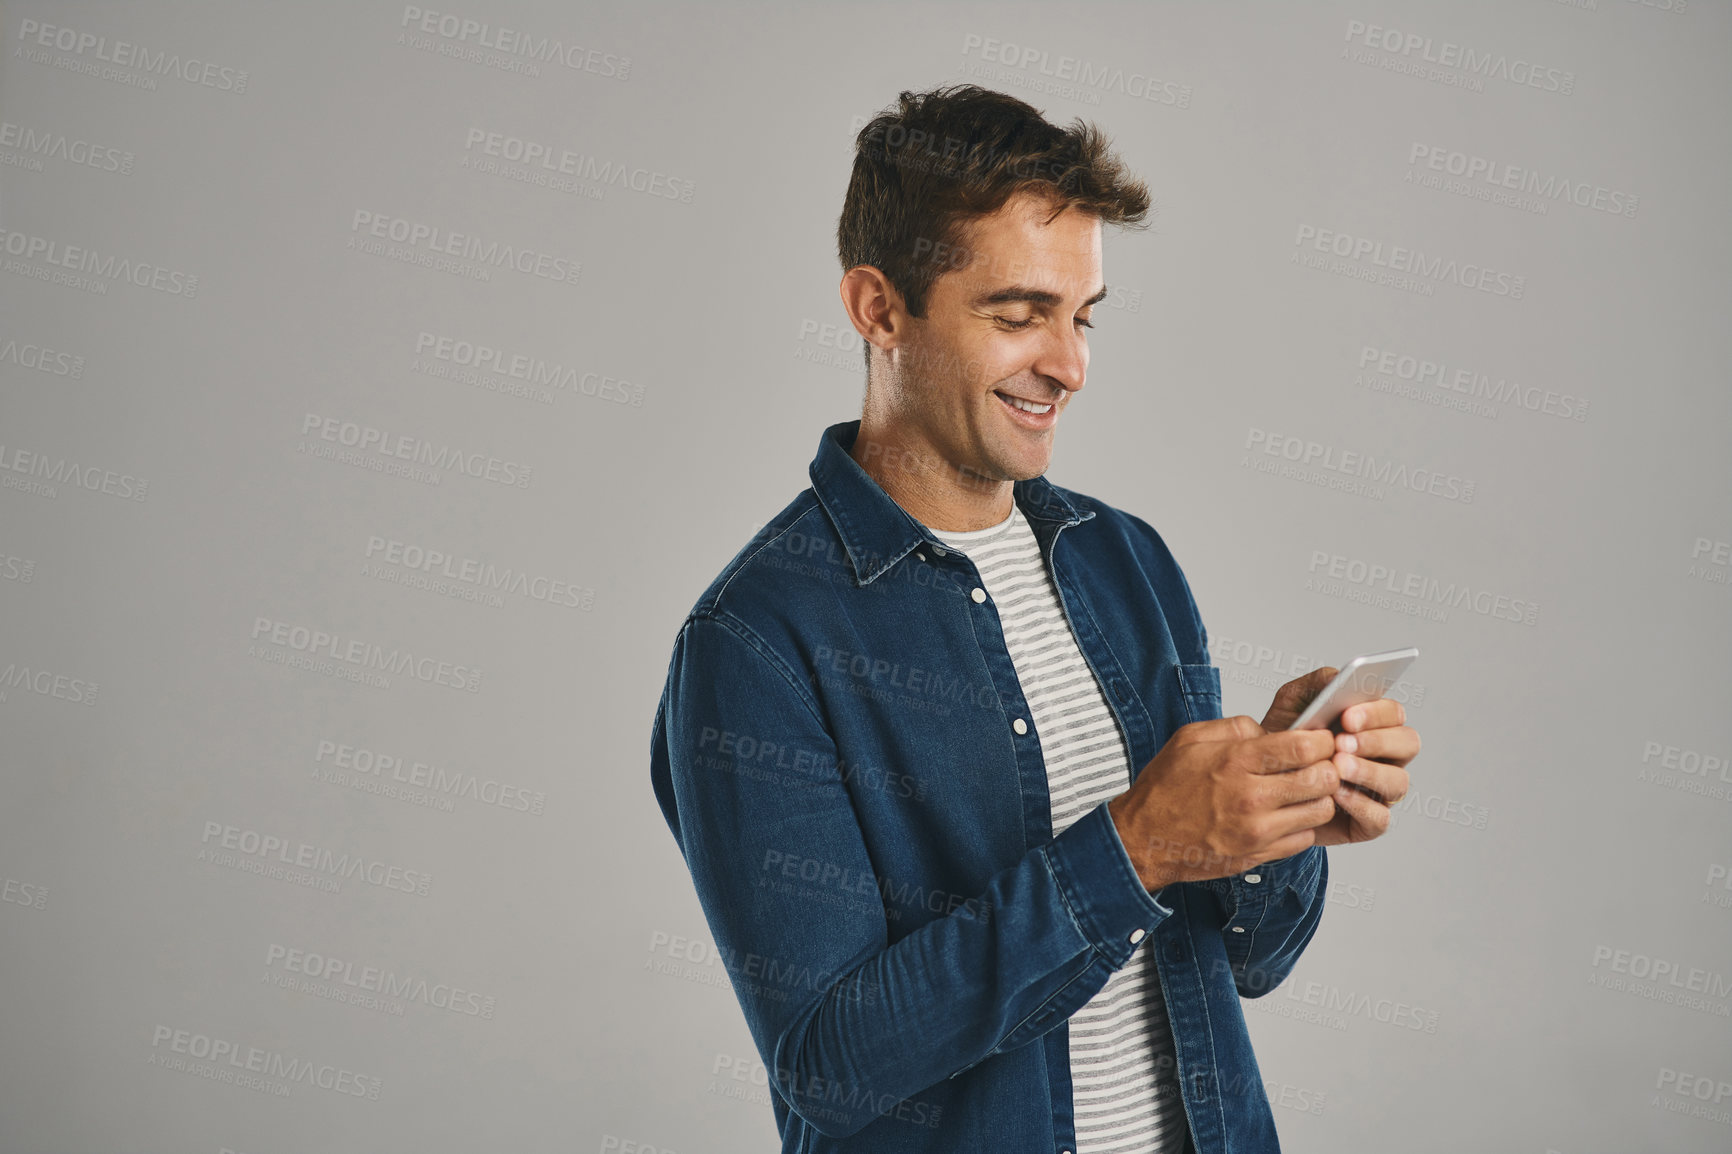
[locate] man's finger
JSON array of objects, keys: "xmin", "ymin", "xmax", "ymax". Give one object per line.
[
  {"xmin": 1246, "ymin": 728, "xmax": 1337, "ymax": 774},
  {"xmin": 1261, "ymin": 667, "xmax": 1337, "ymax": 732},
  {"xmin": 1330, "ymin": 781, "xmax": 1391, "ymax": 840},
  {"xmin": 1173, "ymin": 714, "xmax": 1265, "ymax": 746},
  {"xmin": 1263, "ymin": 757, "xmax": 1340, "ymax": 807},
  {"xmin": 1261, "ymin": 793, "xmax": 1337, "ymax": 842},
  {"xmin": 1340, "ymin": 697, "xmax": 1405, "ymax": 733},
  {"xmin": 1257, "ymin": 826, "xmax": 1322, "ymax": 865},
  {"xmin": 1337, "ymin": 753, "xmax": 1409, "ymax": 806},
  {"xmin": 1278, "ymin": 667, "xmax": 1337, "ymax": 707},
  {"xmin": 1339, "ymin": 725, "xmax": 1420, "ymax": 768}
]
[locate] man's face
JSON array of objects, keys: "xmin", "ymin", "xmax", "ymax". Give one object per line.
[{"xmin": 885, "ymin": 189, "xmax": 1104, "ymax": 485}]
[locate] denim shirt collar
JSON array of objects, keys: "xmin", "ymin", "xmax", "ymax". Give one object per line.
[{"xmin": 808, "ymin": 419, "xmax": 1096, "ymax": 587}]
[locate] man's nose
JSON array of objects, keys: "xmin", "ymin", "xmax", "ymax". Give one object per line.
[{"xmin": 1031, "ymin": 322, "xmax": 1088, "ymax": 395}]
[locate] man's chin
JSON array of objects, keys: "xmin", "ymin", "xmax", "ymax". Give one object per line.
[
  {"xmin": 954, "ymin": 433, "xmax": 1055, "ymax": 487},
  {"xmin": 983, "ymin": 451, "xmax": 1053, "ymax": 485}
]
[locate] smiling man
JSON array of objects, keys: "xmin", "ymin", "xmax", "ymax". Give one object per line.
[
  {"xmin": 650, "ymin": 84, "xmax": 1418, "ymax": 1154},
  {"xmin": 843, "ymin": 183, "xmax": 1097, "ymax": 529}
]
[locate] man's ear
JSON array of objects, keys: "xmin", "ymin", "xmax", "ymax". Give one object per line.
[{"xmin": 839, "ymin": 265, "xmax": 904, "ymax": 360}]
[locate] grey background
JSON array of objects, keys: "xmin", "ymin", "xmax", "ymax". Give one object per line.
[{"xmin": 2, "ymin": 2, "xmax": 1729, "ymax": 1152}]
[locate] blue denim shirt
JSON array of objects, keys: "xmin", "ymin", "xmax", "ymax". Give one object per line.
[{"xmin": 650, "ymin": 419, "xmax": 1328, "ymax": 1154}]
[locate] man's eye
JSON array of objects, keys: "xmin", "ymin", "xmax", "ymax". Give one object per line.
[{"xmin": 993, "ymin": 315, "xmax": 1093, "ymax": 330}]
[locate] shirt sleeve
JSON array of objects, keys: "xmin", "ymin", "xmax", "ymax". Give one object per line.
[
  {"xmin": 1196, "ymin": 846, "xmax": 1329, "ymax": 998},
  {"xmin": 1164, "ymin": 544, "xmax": 1331, "ymax": 999},
  {"xmin": 649, "ymin": 611, "xmax": 1173, "ymax": 1138}
]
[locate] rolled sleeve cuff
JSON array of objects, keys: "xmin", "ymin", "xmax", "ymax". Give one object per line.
[
  {"xmin": 1044, "ymin": 801, "xmax": 1173, "ymax": 969},
  {"xmin": 1209, "ymin": 845, "xmax": 1324, "ymax": 923}
]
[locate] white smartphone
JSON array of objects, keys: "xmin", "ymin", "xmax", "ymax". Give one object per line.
[{"xmin": 1287, "ymin": 647, "xmax": 1419, "ymax": 732}]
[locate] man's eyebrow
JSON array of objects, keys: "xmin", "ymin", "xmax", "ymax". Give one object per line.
[{"xmin": 973, "ymin": 284, "xmax": 1110, "ymax": 309}]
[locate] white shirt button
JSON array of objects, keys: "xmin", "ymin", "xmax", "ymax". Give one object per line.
[
  {"xmin": 970, "ymin": 587, "xmax": 986, "ymax": 603},
  {"xmin": 1231, "ymin": 926, "xmax": 1246, "ymax": 933},
  {"xmin": 1128, "ymin": 928, "xmax": 1146, "ymax": 945},
  {"xmin": 1012, "ymin": 718, "xmax": 1028, "ymax": 735},
  {"xmin": 931, "ymin": 545, "xmax": 947, "ymax": 556},
  {"xmin": 1244, "ymin": 873, "xmax": 1261, "ymax": 884},
  {"xmin": 915, "ymin": 551, "xmax": 926, "ymax": 562}
]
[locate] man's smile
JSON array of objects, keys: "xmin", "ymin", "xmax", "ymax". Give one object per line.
[{"xmin": 993, "ymin": 388, "xmax": 1060, "ymax": 428}]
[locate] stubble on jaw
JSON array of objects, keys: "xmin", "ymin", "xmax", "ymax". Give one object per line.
[{"xmin": 892, "ymin": 313, "xmax": 1063, "ymax": 486}]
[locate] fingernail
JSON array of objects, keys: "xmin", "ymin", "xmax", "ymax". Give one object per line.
[{"xmin": 1337, "ymin": 733, "xmax": 1357, "ymax": 754}]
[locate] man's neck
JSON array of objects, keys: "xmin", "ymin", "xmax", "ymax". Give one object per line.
[{"xmin": 849, "ymin": 421, "xmax": 1014, "ymax": 533}]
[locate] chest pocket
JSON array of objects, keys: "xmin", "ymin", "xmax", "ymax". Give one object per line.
[{"xmin": 1174, "ymin": 662, "xmax": 1223, "ymax": 724}]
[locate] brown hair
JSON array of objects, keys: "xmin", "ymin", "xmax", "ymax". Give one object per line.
[{"xmin": 837, "ymin": 84, "xmax": 1152, "ymax": 374}]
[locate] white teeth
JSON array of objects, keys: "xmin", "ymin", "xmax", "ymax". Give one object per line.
[{"xmin": 1003, "ymin": 395, "xmax": 1053, "ymax": 414}]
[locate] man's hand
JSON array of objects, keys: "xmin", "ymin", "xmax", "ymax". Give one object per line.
[
  {"xmin": 1259, "ymin": 666, "xmax": 1337, "ymax": 733},
  {"xmin": 1309, "ymin": 698, "xmax": 1418, "ymax": 846},
  {"xmin": 1107, "ymin": 715, "xmax": 1340, "ymax": 891},
  {"xmin": 1261, "ymin": 668, "xmax": 1421, "ymax": 849}
]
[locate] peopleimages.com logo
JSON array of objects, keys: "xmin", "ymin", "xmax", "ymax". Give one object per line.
[
  {"xmin": 148, "ymin": 1025, "xmax": 379, "ymax": 1100},
  {"xmin": 1293, "ymin": 223, "xmax": 1525, "ymax": 298},
  {"xmin": 15, "ymin": 18, "xmax": 250, "ymax": 92},
  {"xmin": 1341, "ymin": 19, "xmax": 1575, "ymax": 95}
]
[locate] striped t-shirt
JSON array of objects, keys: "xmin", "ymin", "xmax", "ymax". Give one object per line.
[{"xmin": 930, "ymin": 502, "xmax": 1189, "ymax": 1154}]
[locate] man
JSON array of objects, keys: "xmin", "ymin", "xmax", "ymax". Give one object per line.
[{"xmin": 649, "ymin": 84, "xmax": 1419, "ymax": 1154}]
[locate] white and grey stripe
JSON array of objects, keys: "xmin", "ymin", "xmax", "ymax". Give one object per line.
[{"xmin": 932, "ymin": 504, "xmax": 1188, "ymax": 1154}]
